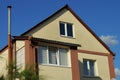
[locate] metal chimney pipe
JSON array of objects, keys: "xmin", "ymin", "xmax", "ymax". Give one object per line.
[
  {"xmin": 7, "ymin": 6, "xmax": 13, "ymax": 80},
  {"xmin": 8, "ymin": 6, "xmax": 11, "ymax": 35}
]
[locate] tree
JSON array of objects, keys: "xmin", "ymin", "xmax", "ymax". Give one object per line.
[{"xmin": 0, "ymin": 57, "xmax": 44, "ymax": 80}]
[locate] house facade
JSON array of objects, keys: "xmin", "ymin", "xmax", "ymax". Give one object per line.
[{"xmin": 0, "ymin": 5, "xmax": 115, "ymax": 80}]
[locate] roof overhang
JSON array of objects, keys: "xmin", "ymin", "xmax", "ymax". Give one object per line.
[{"xmin": 13, "ymin": 36, "xmax": 81, "ymax": 49}]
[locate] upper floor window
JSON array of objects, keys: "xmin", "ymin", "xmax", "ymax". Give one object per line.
[
  {"xmin": 38, "ymin": 46, "xmax": 69, "ymax": 66},
  {"xmin": 60, "ymin": 22, "xmax": 73, "ymax": 37},
  {"xmin": 83, "ymin": 59, "xmax": 95, "ymax": 77}
]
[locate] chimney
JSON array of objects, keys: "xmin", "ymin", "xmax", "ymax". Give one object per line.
[
  {"xmin": 8, "ymin": 6, "xmax": 11, "ymax": 35},
  {"xmin": 7, "ymin": 6, "xmax": 13, "ymax": 80}
]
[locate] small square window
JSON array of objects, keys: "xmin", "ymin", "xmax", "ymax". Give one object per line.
[
  {"xmin": 60, "ymin": 23, "xmax": 65, "ymax": 35},
  {"xmin": 60, "ymin": 22, "xmax": 73, "ymax": 37},
  {"xmin": 67, "ymin": 23, "xmax": 73, "ymax": 37},
  {"xmin": 83, "ymin": 59, "xmax": 95, "ymax": 77}
]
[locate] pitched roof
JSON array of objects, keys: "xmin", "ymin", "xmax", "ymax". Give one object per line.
[
  {"xmin": 21, "ymin": 5, "xmax": 70, "ymax": 36},
  {"xmin": 1, "ymin": 5, "xmax": 115, "ymax": 56}
]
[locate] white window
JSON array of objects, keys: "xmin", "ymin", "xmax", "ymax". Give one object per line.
[
  {"xmin": 49, "ymin": 47, "xmax": 57, "ymax": 64},
  {"xmin": 60, "ymin": 22, "xmax": 73, "ymax": 37},
  {"xmin": 38, "ymin": 46, "xmax": 47, "ymax": 64},
  {"xmin": 38, "ymin": 46, "xmax": 68, "ymax": 66},
  {"xmin": 16, "ymin": 47, "xmax": 25, "ymax": 68},
  {"xmin": 83, "ymin": 59, "xmax": 95, "ymax": 77},
  {"xmin": 59, "ymin": 48, "xmax": 68, "ymax": 65}
]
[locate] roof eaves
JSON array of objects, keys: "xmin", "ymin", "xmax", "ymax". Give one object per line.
[
  {"xmin": 0, "ymin": 45, "xmax": 8, "ymax": 54},
  {"xmin": 13, "ymin": 36, "xmax": 81, "ymax": 47},
  {"xmin": 31, "ymin": 37, "xmax": 81, "ymax": 47},
  {"xmin": 13, "ymin": 36, "xmax": 29, "ymax": 40}
]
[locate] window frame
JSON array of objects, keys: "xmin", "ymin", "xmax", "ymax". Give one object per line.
[
  {"xmin": 83, "ymin": 59, "xmax": 96, "ymax": 77},
  {"xmin": 38, "ymin": 46, "xmax": 69, "ymax": 67},
  {"xmin": 59, "ymin": 22, "xmax": 74, "ymax": 38}
]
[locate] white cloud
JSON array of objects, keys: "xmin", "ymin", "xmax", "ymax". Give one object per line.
[
  {"xmin": 115, "ymin": 68, "xmax": 120, "ymax": 76},
  {"xmin": 111, "ymin": 78, "xmax": 116, "ymax": 80},
  {"xmin": 100, "ymin": 35, "xmax": 119, "ymax": 46}
]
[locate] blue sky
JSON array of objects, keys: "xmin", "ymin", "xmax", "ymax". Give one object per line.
[{"xmin": 0, "ymin": 0, "xmax": 120, "ymax": 79}]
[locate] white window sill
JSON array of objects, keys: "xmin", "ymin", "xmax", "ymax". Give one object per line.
[
  {"xmin": 60, "ymin": 35, "xmax": 75, "ymax": 39},
  {"xmin": 39, "ymin": 63, "xmax": 71, "ymax": 68},
  {"xmin": 83, "ymin": 76, "xmax": 100, "ymax": 78}
]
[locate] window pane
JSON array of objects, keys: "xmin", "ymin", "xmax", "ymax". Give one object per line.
[
  {"xmin": 49, "ymin": 47, "xmax": 57, "ymax": 64},
  {"xmin": 59, "ymin": 48, "xmax": 68, "ymax": 66},
  {"xmin": 60, "ymin": 23, "xmax": 65, "ymax": 35},
  {"xmin": 83, "ymin": 60, "xmax": 95, "ymax": 76},
  {"xmin": 38, "ymin": 46, "xmax": 47, "ymax": 64},
  {"xmin": 67, "ymin": 23, "xmax": 73, "ymax": 37},
  {"xmin": 16, "ymin": 47, "xmax": 25, "ymax": 68},
  {"xmin": 83, "ymin": 60, "xmax": 89, "ymax": 76},
  {"xmin": 89, "ymin": 61, "xmax": 95, "ymax": 76}
]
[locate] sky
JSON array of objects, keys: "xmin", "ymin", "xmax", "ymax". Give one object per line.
[{"xmin": 0, "ymin": 0, "xmax": 120, "ymax": 79}]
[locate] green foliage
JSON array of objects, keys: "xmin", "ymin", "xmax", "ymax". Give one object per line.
[
  {"xmin": 17, "ymin": 66, "xmax": 39, "ymax": 80},
  {"xmin": 14, "ymin": 65, "xmax": 44, "ymax": 80},
  {"xmin": 0, "ymin": 56, "xmax": 44, "ymax": 80},
  {"xmin": 0, "ymin": 76, "xmax": 5, "ymax": 80},
  {"xmin": 0, "ymin": 64, "xmax": 44, "ymax": 80}
]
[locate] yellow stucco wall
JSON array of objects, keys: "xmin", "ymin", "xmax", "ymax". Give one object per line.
[
  {"xmin": 39, "ymin": 65, "xmax": 72, "ymax": 80},
  {"xmin": 24, "ymin": 8, "xmax": 109, "ymax": 53},
  {"xmin": 23, "ymin": 8, "xmax": 111, "ymax": 80},
  {"xmin": 0, "ymin": 49, "xmax": 8, "ymax": 77},
  {"xmin": 78, "ymin": 53, "xmax": 110, "ymax": 80},
  {"xmin": 16, "ymin": 41, "xmax": 25, "ymax": 51},
  {"xmin": 0, "ymin": 40, "xmax": 25, "ymax": 77},
  {"xmin": 15, "ymin": 41, "xmax": 25, "ymax": 71}
]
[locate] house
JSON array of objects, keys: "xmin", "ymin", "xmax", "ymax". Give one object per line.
[{"xmin": 0, "ymin": 5, "xmax": 115, "ymax": 80}]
